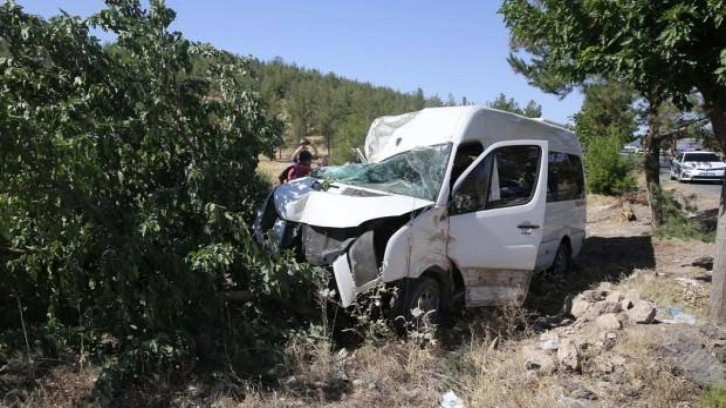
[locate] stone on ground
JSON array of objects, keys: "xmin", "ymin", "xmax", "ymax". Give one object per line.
[
  {"xmin": 627, "ymin": 300, "xmax": 656, "ymax": 324},
  {"xmin": 595, "ymin": 313, "xmax": 622, "ymax": 330}
]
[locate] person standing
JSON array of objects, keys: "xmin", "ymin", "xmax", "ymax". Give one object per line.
[{"xmin": 291, "ymin": 138, "xmax": 319, "ymax": 163}]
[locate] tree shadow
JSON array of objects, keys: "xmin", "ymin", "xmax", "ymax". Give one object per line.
[{"xmin": 524, "ymin": 235, "xmax": 656, "ymax": 317}]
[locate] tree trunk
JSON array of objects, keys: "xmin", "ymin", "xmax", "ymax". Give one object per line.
[
  {"xmin": 708, "ymin": 102, "xmax": 726, "ymax": 323},
  {"xmin": 644, "ymin": 135, "xmax": 664, "ymax": 225},
  {"xmin": 644, "ymin": 99, "xmax": 664, "ymax": 226}
]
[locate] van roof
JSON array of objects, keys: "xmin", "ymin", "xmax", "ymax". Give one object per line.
[{"xmin": 364, "ymin": 106, "xmax": 580, "ymax": 162}]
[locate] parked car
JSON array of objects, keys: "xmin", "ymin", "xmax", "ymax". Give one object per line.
[
  {"xmin": 622, "ymin": 145, "xmax": 643, "ymax": 154},
  {"xmin": 670, "ymin": 151, "xmax": 726, "ymax": 183},
  {"xmin": 254, "ymin": 106, "xmax": 586, "ymax": 319}
]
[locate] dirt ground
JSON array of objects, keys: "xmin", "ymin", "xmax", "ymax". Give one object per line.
[{"xmin": 4, "ymin": 185, "xmax": 726, "ymax": 407}]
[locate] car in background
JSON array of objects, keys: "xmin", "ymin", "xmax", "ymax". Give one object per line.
[
  {"xmin": 670, "ymin": 151, "xmax": 726, "ymax": 183},
  {"xmin": 622, "ymin": 145, "xmax": 643, "ymax": 154}
]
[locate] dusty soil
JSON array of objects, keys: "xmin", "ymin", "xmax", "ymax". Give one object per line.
[{"xmin": 4, "ymin": 188, "xmax": 726, "ymax": 407}]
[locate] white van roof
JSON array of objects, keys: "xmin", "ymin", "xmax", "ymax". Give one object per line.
[{"xmin": 365, "ymin": 106, "xmax": 581, "ymax": 162}]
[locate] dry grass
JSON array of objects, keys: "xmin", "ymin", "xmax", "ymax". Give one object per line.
[
  {"xmin": 617, "ymin": 270, "xmax": 710, "ymax": 319},
  {"xmin": 257, "ymin": 159, "xmax": 291, "ymax": 184},
  {"xmin": 2, "ymin": 364, "xmax": 99, "ymax": 407},
  {"xmin": 9, "ymin": 190, "xmax": 722, "ymax": 407}
]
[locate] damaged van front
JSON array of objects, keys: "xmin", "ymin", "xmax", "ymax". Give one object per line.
[
  {"xmin": 253, "ymin": 143, "xmax": 452, "ymax": 308},
  {"xmin": 255, "ymin": 106, "xmax": 583, "ymax": 317}
]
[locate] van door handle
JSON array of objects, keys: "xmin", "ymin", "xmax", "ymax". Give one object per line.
[{"xmin": 517, "ymin": 223, "xmax": 540, "ymax": 230}]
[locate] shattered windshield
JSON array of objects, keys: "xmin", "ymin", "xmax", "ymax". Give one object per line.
[{"xmin": 313, "ymin": 144, "xmax": 452, "ymax": 201}]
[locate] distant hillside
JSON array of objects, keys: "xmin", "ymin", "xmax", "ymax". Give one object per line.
[{"xmin": 250, "ymin": 58, "xmax": 469, "ymax": 163}]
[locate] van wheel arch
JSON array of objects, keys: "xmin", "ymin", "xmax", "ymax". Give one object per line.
[{"xmin": 392, "ymin": 267, "xmax": 452, "ymax": 316}]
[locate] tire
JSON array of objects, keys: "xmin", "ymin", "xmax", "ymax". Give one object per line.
[
  {"xmin": 397, "ymin": 276, "xmax": 441, "ymax": 328},
  {"xmin": 549, "ymin": 240, "xmax": 572, "ymax": 276}
]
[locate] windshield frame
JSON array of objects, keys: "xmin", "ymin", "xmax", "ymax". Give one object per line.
[{"xmin": 311, "ymin": 143, "xmax": 453, "ymax": 201}]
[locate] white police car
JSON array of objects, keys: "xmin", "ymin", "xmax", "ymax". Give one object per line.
[{"xmin": 670, "ymin": 151, "xmax": 726, "ymax": 182}]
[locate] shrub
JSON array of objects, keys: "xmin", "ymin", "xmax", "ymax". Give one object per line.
[
  {"xmin": 0, "ymin": 0, "xmax": 326, "ymax": 388},
  {"xmin": 584, "ymin": 128, "xmax": 636, "ymax": 195},
  {"xmin": 654, "ymin": 190, "xmax": 715, "ymax": 242}
]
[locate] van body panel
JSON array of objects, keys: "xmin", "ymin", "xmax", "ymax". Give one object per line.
[{"xmin": 380, "ymin": 206, "xmax": 451, "ymax": 283}]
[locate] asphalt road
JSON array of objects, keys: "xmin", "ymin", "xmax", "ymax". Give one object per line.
[{"xmin": 660, "ymin": 164, "xmax": 723, "ymax": 198}]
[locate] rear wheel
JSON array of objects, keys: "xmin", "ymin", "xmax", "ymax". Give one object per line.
[{"xmin": 549, "ymin": 240, "xmax": 572, "ymax": 276}]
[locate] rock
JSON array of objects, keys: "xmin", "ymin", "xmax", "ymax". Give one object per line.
[
  {"xmin": 601, "ymin": 301, "xmax": 622, "ymax": 314},
  {"xmin": 578, "ymin": 289, "xmax": 605, "ymax": 302},
  {"xmin": 621, "ymin": 202, "xmax": 637, "ymax": 221},
  {"xmin": 621, "ymin": 298, "xmax": 633, "ymax": 311},
  {"xmin": 660, "ymin": 333, "xmax": 726, "ymax": 388},
  {"xmin": 538, "ymin": 333, "xmax": 560, "ymax": 351},
  {"xmin": 581, "ymin": 302, "xmax": 610, "ymax": 322},
  {"xmin": 595, "ymin": 356, "xmax": 615, "ymax": 374},
  {"xmin": 557, "ymin": 338, "xmax": 582, "ymax": 371},
  {"xmin": 352, "ymin": 379, "xmax": 364, "ymax": 387},
  {"xmin": 611, "ymin": 355, "xmax": 626, "ymax": 366},
  {"xmin": 523, "ymin": 345, "xmax": 556, "ymax": 374},
  {"xmin": 627, "ymin": 300, "xmax": 656, "ymax": 324},
  {"xmin": 605, "ymin": 291, "xmax": 623, "ymax": 304},
  {"xmin": 563, "ymin": 382, "xmax": 598, "ymax": 400},
  {"xmin": 598, "ymin": 282, "xmax": 613, "ymax": 292},
  {"xmin": 571, "ymin": 298, "xmax": 591, "ymax": 319},
  {"xmin": 595, "ymin": 313, "xmax": 622, "ymax": 331},
  {"xmin": 600, "ymin": 331, "xmax": 618, "ymax": 350}
]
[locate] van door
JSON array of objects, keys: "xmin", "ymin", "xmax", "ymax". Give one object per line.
[{"xmin": 447, "ymin": 140, "xmax": 548, "ymax": 307}]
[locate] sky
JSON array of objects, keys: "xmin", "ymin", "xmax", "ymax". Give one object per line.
[{"xmin": 18, "ymin": 0, "xmax": 584, "ymax": 124}]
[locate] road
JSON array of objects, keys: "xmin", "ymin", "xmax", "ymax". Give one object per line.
[
  {"xmin": 619, "ymin": 151, "xmax": 722, "ymax": 199},
  {"xmin": 660, "ymin": 162, "xmax": 722, "ymax": 198}
]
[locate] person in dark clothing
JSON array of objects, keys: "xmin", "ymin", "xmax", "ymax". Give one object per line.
[{"xmin": 287, "ymin": 150, "xmax": 313, "ymax": 181}]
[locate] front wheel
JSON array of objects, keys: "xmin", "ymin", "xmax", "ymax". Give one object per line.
[{"xmin": 395, "ymin": 276, "xmax": 442, "ymax": 328}]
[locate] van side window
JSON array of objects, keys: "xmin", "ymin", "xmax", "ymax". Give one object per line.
[
  {"xmin": 450, "ymin": 142, "xmax": 484, "ymax": 190},
  {"xmin": 453, "ymin": 145, "xmax": 541, "ymax": 214},
  {"xmin": 547, "ymin": 152, "xmax": 585, "ymax": 202}
]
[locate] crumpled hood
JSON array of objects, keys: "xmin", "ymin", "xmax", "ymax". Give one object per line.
[{"xmin": 272, "ymin": 178, "xmax": 434, "ymax": 228}]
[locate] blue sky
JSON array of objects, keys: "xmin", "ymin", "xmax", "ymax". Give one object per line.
[{"xmin": 19, "ymin": 0, "xmax": 583, "ymax": 124}]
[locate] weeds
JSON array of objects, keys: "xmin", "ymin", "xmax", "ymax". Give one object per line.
[{"xmin": 655, "ymin": 189, "xmax": 715, "ymax": 242}]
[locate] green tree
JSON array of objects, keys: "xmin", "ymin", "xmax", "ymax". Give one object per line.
[
  {"xmin": 500, "ymin": 0, "xmax": 726, "ymax": 321},
  {"xmin": 488, "ymin": 92, "xmax": 542, "ymax": 118},
  {"xmin": 575, "ymin": 80, "xmax": 637, "ymax": 194},
  {"xmin": 0, "ymin": 0, "xmax": 331, "ymax": 383},
  {"xmin": 575, "ymin": 80, "xmax": 637, "ymax": 150}
]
